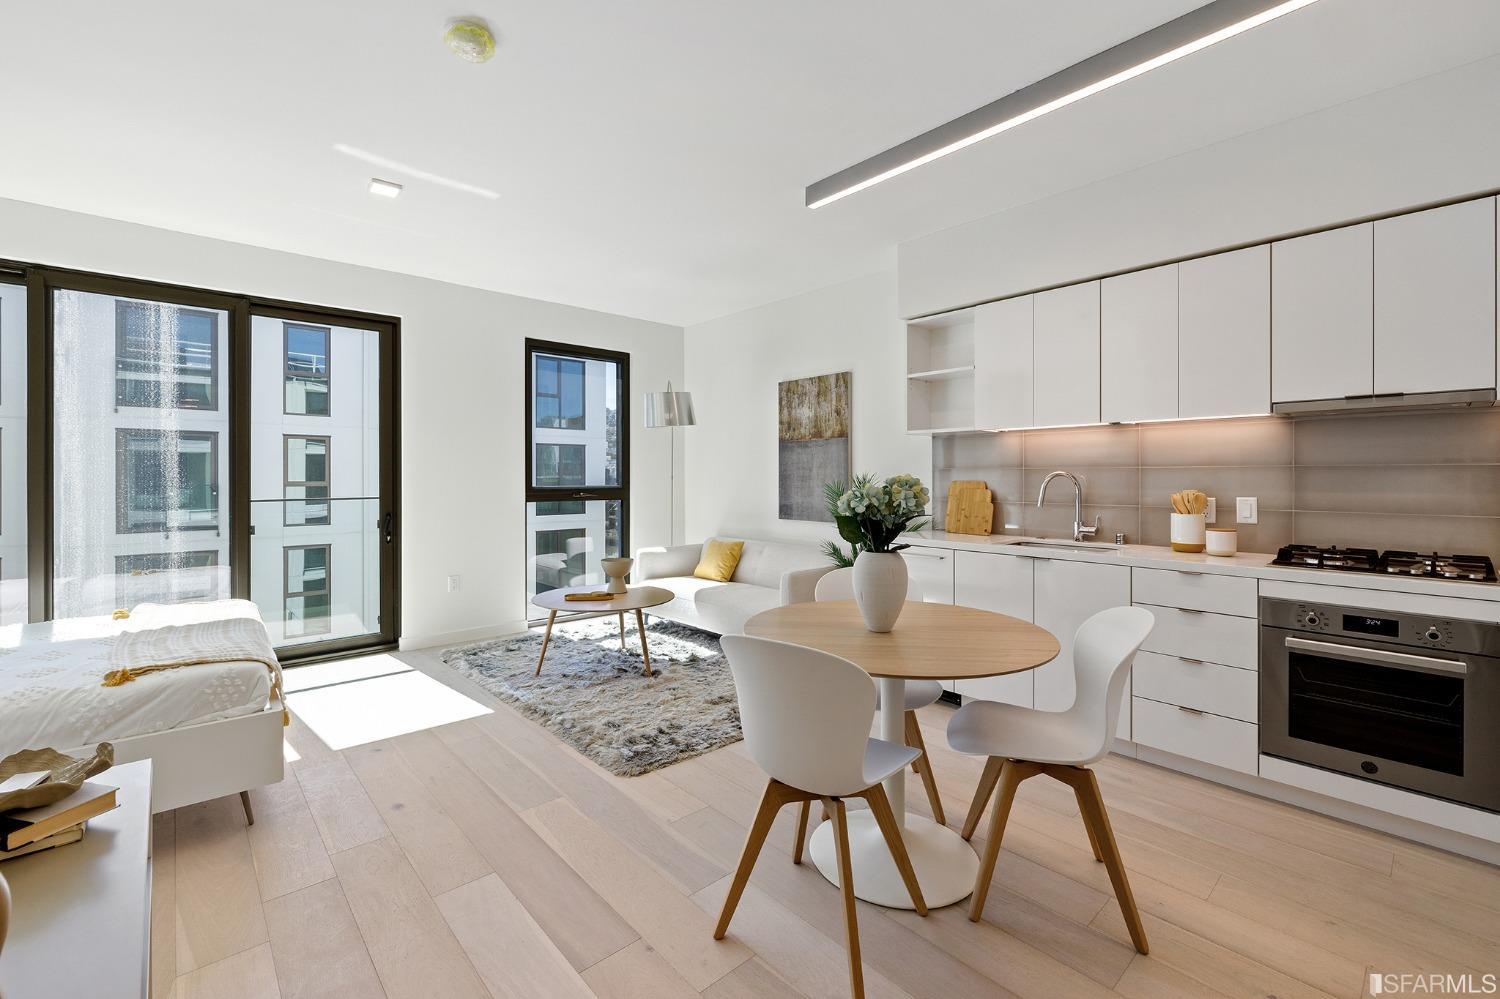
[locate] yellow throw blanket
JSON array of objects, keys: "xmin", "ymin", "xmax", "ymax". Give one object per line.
[{"xmin": 104, "ymin": 617, "xmax": 289, "ymax": 725}]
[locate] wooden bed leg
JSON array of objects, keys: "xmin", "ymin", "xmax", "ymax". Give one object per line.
[{"xmin": 239, "ymin": 790, "xmax": 255, "ymax": 826}]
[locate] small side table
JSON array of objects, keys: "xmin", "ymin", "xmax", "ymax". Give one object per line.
[{"xmin": 530, "ymin": 584, "xmax": 676, "ymax": 677}]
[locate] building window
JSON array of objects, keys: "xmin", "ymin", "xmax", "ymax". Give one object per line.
[
  {"xmin": 533, "ymin": 501, "xmax": 586, "ymax": 517},
  {"xmin": 284, "ymin": 435, "xmax": 330, "ymax": 526},
  {"xmin": 534, "ymin": 356, "xmax": 585, "ymax": 430},
  {"xmin": 284, "ymin": 323, "xmax": 330, "ymax": 416},
  {"xmin": 115, "ymin": 429, "xmax": 219, "ymax": 534},
  {"xmin": 284, "ymin": 544, "xmax": 331, "ymax": 638},
  {"xmin": 115, "ymin": 301, "xmax": 218, "ymax": 411},
  {"xmin": 532, "ymin": 528, "xmax": 587, "ymax": 593},
  {"xmin": 534, "ymin": 443, "xmax": 585, "ymax": 487},
  {"xmin": 115, "ymin": 551, "xmax": 219, "ymax": 605}
]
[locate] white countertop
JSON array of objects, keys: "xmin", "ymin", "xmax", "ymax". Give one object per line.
[{"xmin": 901, "ymin": 530, "xmax": 1500, "ymax": 604}]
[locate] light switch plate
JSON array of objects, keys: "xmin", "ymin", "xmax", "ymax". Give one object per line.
[
  {"xmin": 1236, "ymin": 497, "xmax": 1258, "ymax": 525},
  {"xmin": 447, "ymin": 574, "xmax": 461, "ymax": 593},
  {"xmin": 1205, "ymin": 497, "xmax": 1217, "ymax": 525}
]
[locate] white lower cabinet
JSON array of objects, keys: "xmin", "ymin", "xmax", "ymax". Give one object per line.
[
  {"xmin": 1033, "ymin": 559, "xmax": 1132, "ymax": 739},
  {"xmin": 1131, "ymin": 651, "xmax": 1257, "ymax": 723},
  {"xmin": 953, "ymin": 551, "xmax": 1034, "ymax": 707},
  {"xmin": 902, "ymin": 546, "xmax": 955, "ymax": 604},
  {"xmin": 1132, "ymin": 696, "xmax": 1259, "ymax": 774}
]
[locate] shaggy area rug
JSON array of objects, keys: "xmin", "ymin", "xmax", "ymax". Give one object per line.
[{"xmin": 441, "ymin": 617, "xmax": 740, "ymax": 776}]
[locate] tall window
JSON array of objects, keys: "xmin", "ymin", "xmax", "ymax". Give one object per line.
[
  {"xmin": 524, "ymin": 341, "xmax": 628, "ymax": 609},
  {"xmin": 115, "ymin": 429, "xmax": 219, "ymax": 534},
  {"xmin": 534, "ymin": 356, "xmax": 585, "ymax": 429},
  {"xmin": 284, "ymin": 435, "xmax": 330, "ymax": 526},
  {"xmin": 284, "ymin": 323, "xmax": 330, "ymax": 416},
  {"xmin": 284, "ymin": 544, "xmax": 331, "ymax": 638},
  {"xmin": 115, "ymin": 551, "xmax": 218, "ymax": 605},
  {"xmin": 115, "ymin": 301, "xmax": 218, "ymax": 410},
  {"xmin": 0, "ymin": 278, "xmax": 22, "ymax": 627}
]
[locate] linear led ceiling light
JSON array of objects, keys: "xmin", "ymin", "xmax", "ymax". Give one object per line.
[{"xmin": 805, "ymin": 0, "xmax": 1321, "ymax": 209}]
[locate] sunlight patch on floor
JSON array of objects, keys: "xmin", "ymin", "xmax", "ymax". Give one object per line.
[
  {"xmin": 282, "ymin": 652, "xmax": 415, "ymax": 693},
  {"xmin": 286, "ymin": 667, "xmax": 491, "ymax": 751}
]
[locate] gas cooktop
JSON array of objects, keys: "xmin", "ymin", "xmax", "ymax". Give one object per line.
[{"xmin": 1270, "ymin": 545, "xmax": 1498, "ymax": 582}]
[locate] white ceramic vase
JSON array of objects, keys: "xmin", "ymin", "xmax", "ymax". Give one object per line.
[
  {"xmin": 852, "ymin": 551, "xmax": 908, "ymax": 633},
  {"xmin": 600, "ymin": 557, "xmax": 633, "ymax": 594}
]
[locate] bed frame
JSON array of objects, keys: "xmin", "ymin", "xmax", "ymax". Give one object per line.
[{"xmin": 103, "ymin": 698, "xmax": 285, "ymax": 823}]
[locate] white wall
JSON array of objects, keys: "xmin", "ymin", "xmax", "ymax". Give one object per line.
[
  {"xmin": 683, "ymin": 271, "xmax": 928, "ymax": 549},
  {"xmin": 899, "ymin": 53, "xmax": 1500, "ymax": 319},
  {"xmin": 0, "ymin": 197, "xmax": 684, "ymax": 648}
]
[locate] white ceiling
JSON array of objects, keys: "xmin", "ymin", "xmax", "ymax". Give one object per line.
[{"xmin": 3, "ymin": 1, "xmax": 1499, "ymax": 327}]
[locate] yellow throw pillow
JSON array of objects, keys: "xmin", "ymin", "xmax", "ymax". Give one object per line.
[{"xmin": 693, "ymin": 539, "xmax": 745, "ymax": 582}]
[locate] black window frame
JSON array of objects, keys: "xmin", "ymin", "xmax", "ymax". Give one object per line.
[
  {"xmin": 283, "ymin": 321, "xmax": 331, "ymax": 417},
  {"xmin": 284, "ymin": 542, "xmax": 332, "ymax": 638},
  {"xmin": 114, "ymin": 428, "xmax": 221, "ymax": 535},
  {"xmin": 114, "ymin": 299, "xmax": 220, "ymax": 412},
  {"xmin": 283, "ymin": 433, "xmax": 331, "ymax": 527}
]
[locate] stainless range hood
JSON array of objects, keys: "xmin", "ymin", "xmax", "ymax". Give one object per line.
[{"xmin": 1271, "ymin": 387, "xmax": 1497, "ymax": 416}]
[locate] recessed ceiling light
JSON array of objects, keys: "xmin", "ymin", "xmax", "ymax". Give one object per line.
[
  {"xmin": 368, "ymin": 178, "xmax": 403, "ymax": 198},
  {"xmin": 806, "ymin": 0, "xmax": 1322, "ymax": 209}
]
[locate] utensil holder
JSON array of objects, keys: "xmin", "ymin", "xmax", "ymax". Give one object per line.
[
  {"xmin": 1170, "ymin": 513, "xmax": 1206, "ymax": 553},
  {"xmin": 1205, "ymin": 527, "xmax": 1238, "ymax": 557}
]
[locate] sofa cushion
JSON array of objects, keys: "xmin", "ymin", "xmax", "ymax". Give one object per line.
[
  {"xmin": 693, "ymin": 539, "xmax": 745, "ymax": 582},
  {"xmin": 724, "ymin": 538, "xmax": 828, "ymax": 591},
  {"xmin": 649, "ymin": 576, "xmax": 782, "ymax": 634}
]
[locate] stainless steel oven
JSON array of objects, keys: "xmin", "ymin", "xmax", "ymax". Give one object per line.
[{"xmin": 1260, "ymin": 596, "xmax": 1500, "ymax": 812}]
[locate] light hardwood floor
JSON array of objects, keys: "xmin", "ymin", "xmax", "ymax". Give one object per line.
[{"xmin": 152, "ymin": 645, "xmax": 1500, "ymax": 999}]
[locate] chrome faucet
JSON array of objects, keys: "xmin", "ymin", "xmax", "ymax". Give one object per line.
[{"xmin": 1037, "ymin": 470, "xmax": 1101, "ymax": 542}]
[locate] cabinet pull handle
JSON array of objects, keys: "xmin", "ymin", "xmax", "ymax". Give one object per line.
[
  {"xmin": 1177, "ymin": 570, "xmax": 1204, "ymax": 576},
  {"xmin": 903, "ymin": 552, "xmax": 944, "ymax": 560},
  {"xmin": 1176, "ymin": 705, "xmax": 1205, "ymax": 716},
  {"xmin": 1178, "ymin": 656, "xmax": 1205, "ymax": 665},
  {"xmin": 1178, "ymin": 607, "xmax": 1204, "ymax": 615}
]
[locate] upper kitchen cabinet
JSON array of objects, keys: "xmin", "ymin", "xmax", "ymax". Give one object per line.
[
  {"xmin": 1179, "ymin": 245, "xmax": 1270, "ymax": 419},
  {"xmin": 1373, "ymin": 197, "xmax": 1496, "ymax": 396},
  {"xmin": 1272, "ymin": 222, "xmax": 1373, "ymax": 404},
  {"xmin": 1101, "ymin": 264, "xmax": 1177, "ymax": 424},
  {"xmin": 906, "ymin": 307, "xmax": 977, "ymax": 433},
  {"xmin": 1033, "ymin": 281, "xmax": 1100, "ymax": 427},
  {"xmin": 973, "ymin": 295, "xmax": 1033, "ymax": 430}
]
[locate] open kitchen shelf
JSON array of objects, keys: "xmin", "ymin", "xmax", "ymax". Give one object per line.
[{"xmin": 906, "ymin": 307, "xmax": 979, "ymax": 434}]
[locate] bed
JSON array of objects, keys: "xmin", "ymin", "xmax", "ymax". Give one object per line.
[{"xmin": 0, "ymin": 599, "xmax": 285, "ymax": 822}]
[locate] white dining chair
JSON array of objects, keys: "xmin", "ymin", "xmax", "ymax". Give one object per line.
[
  {"xmin": 814, "ymin": 567, "xmax": 947, "ymax": 825},
  {"xmin": 946, "ymin": 605, "xmax": 1155, "ymax": 953},
  {"xmin": 716, "ymin": 635, "xmax": 927, "ymax": 999}
]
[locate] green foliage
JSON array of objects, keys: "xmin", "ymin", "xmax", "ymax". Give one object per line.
[{"xmin": 823, "ymin": 473, "xmax": 933, "ymax": 555}]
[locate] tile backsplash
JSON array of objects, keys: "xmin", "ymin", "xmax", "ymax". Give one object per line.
[{"xmin": 931, "ymin": 408, "xmax": 1500, "ymax": 558}]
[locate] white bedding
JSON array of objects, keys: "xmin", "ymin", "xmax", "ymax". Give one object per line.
[{"xmin": 0, "ymin": 600, "xmax": 275, "ymax": 759}]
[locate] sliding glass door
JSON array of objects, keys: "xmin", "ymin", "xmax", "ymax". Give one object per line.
[
  {"xmin": 524, "ymin": 339, "xmax": 628, "ymax": 615},
  {"xmin": 250, "ymin": 307, "xmax": 397, "ymax": 656},
  {"xmin": 25, "ymin": 267, "xmax": 399, "ymax": 662}
]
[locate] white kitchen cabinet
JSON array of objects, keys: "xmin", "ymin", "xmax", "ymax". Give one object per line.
[
  {"xmin": 1032, "ymin": 558, "xmax": 1132, "ymax": 738},
  {"xmin": 1271, "ymin": 223, "xmax": 1373, "ymax": 403},
  {"xmin": 953, "ymin": 551, "xmax": 1033, "ymax": 707},
  {"xmin": 973, "ymin": 295, "xmax": 1033, "ymax": 430},
  {"xmin": 1374, "ymin": 197, "xmax": 1497, "ymax": 395},
  {"xmin": 1101, "ymin": 264, "xmax": 1177, "ymax": 424},
  {"xmin": 1179, "ymin": 245, "xmax": 1270, "ymax": 418},
  {"xmin": 1133, "ymin": 696, "xmax": 1258, "ymax": 775},
  {"xmin": 1033, "ymin": 282, "xmax": 1100, "ymax": 427},
  {"xmin": 901, "ymin": 546, "xmax": 954, "ymax": 604}
]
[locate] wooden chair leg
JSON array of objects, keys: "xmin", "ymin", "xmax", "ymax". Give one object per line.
[
  {"xmin": 239, "ymin": 789, "xmax": 255, "ymax": 826},
  {"xmin": 861, "ymin": 784, "xmax": 927, "ymax": 915},
  {"xmin": 714, "ymin": 780, "xmax": 788, "ymax": 939},
  {"xmin": 1069, "ymin": 768, "xmax": 1149, "ymax": 954},
  {"xmin": 1071, "ymin": 782, "xmax": 1104, "ymax": 862},
  {"xmin": 904, "ymin": 712, "xmax": 945, "ymax": 827},
  {"xmin": 968, "ymin": 760, "xmax": 1033, "ymax": 922},
  {"xmin": 793, "ymin": 800, "xmax": 811, "ymax": 865},
  {"xmin": 960, "ymin": 756, "xmax": 1004, "ymax": 841},
  {"xmin": 823, "ymin": 797, "xmax": 865, "ymax": 999}
]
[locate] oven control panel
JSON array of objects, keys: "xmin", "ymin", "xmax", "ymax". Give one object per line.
[{"xmin": 1261, "ymin": 597, "xmax": 1499, "ymax": 656}]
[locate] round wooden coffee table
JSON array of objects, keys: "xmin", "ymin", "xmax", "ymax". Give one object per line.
[
  {"xmin": 530, "ymin": 584, "xmax": 676, "ymax": 677},
  {"xmin": 745, "ymin": 599, "xmax": 1059, "ymax": 908}
]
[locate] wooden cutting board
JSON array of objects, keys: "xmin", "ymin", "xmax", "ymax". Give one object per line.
[{"xmin": 945, "ymin": 481, "xmax": 994, "ymax": 536}]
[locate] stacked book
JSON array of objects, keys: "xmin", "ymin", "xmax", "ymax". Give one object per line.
[{"xmin": 0, "ymin": 774, "xmax": 119, "ymax": 861}]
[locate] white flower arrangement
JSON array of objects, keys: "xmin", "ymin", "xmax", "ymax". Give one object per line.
[{"xmin": 824, "ymin": 473, "xmax": 932, "ymax": 560}]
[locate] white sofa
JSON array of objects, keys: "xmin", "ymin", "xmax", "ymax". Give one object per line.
[{"xmin": 635, "ymin": 537, "xmax": 835, "ymax": 635}]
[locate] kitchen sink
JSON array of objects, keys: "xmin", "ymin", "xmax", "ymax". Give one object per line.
[{"xmin": 1009, "ymin": 540, "xmax": 1121, "ymax": 553}]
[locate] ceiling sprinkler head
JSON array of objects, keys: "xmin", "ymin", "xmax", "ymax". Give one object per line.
[{"xmin": 444, "ymin": 17, "xmax": 496, "ymax": 63}]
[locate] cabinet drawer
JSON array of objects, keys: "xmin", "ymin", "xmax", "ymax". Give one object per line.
[
  {"xmin": 1132, "ymin": 651, "xmax": 1257, "ymax": 723},
  {"xmin": 1132, "ymin": 567, "xmax": 1256, "ymax": 617},
  {"xmin": 1132, "ymin": 696, "xmax": 1258, "ymax": 774},
  {"xmin": 902, "ymin": 546, "xmax": 955, "ymax": 604},
  {"xmin": 1138, "ymin": 605, "xmax": 1258, "ymax": 670}
]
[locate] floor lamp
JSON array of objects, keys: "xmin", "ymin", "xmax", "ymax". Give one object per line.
[{"xmin": 643, "ymin": 381, "xmax": 696, "ymax": 546}]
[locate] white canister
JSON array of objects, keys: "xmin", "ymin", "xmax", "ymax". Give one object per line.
[
  {"xmin": 1170, "ymin": 513, "xmax": 1206, "ymax": 553},
  {"xmin": 1205, "ymin": 527, "xmax": 1238, "ymax": 557}
]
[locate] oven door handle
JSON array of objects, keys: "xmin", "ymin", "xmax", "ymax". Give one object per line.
[{"xmin": 1283, "ymin": 636, "xmax": 1469, "ymax": 676}]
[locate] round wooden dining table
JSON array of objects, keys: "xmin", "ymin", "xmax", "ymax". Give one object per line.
[{"xmin": 744, "ymin": 598, "xmax": 1060, "ymax": 909}]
